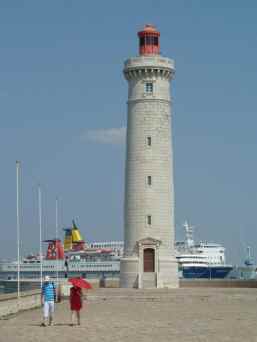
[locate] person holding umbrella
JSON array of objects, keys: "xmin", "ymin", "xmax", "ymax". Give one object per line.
[
  {"xmin": 70, "ymin": 284, "xmax": 83, "ymax": 326},
  {"xmin": 69, "ymin": 277, "xmax": 92, "ymax": 326}
]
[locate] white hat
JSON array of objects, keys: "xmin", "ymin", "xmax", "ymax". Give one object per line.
[{"xmin": 44, "ymin": 275, "xmax": 50, "ymax": 282}]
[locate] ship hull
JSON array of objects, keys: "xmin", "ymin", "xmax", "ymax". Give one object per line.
[
  {"xmin": 182, "ymin": 266, "xmax": 233, "ymax": 279},
  {"xmin": 0, "ymin": 260, "xmax": 120, "ymax": 280}
]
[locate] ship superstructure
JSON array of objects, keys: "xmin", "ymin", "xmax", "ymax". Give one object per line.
[
  {"xmin": 0, "ymin": 221, "xmax": 121, "ymax": 280},
  {"xmin": 176, "ymin": 221, "xmax": 233, "ymax": 279}
]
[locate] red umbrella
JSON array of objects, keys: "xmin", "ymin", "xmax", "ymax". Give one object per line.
[{"xmin": 68, "ymin": 277, "xmax": 92, "ymax": 289}]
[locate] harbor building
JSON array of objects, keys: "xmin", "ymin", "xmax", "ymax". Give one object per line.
[{"xmin": 120, "ymin": 25, "xmax": 178, "ymax": 288}]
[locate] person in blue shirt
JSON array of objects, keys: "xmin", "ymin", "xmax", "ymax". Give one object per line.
[{"xmin": 41, "ymin": 275, "xmax": 56, "ymax": 326}]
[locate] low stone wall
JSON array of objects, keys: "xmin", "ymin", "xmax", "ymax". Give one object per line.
[
  {"xmin": 96, "ymin": 278, "xmax": 257, "ymax": 289},
  {"xmin": 180, "ymin": 279, "xmax": 257, "ymax": 288},
  {"xmin": 0, "ymin": 290, "xmax": 41, "ymax": 318},
  {"xmin": 60, "ymin": 278, "xmax": 120, "ymax": 297},
  {"xmin": 102, "ymin": 279, "xmax": 119, "ymax": 288}
]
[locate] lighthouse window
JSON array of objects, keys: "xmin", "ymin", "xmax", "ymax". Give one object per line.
[
  {"xmin": 147, "ymin": 136, "xmax": 152, "ymax": 146},
  {"xmin": 147, "ymin": 215, "xmax": 152, "ymax": 225},
  {"xmin": 145, "ymin": 82, "xmax": 153, "ymax": 93},
  {"xmin": 147, "ymin": 176, "xmax": 152, "ymax": 186},
  {"xmin": 154, "ymin": 36, "xmax": 158, "ymax": 46}
]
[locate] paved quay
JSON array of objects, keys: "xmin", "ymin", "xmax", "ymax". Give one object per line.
[{"xmin": 0, "ymin": 288, "xmax": 257, "ymax": 342}]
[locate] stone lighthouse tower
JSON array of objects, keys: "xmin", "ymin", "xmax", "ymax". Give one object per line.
[{"xmin": 120, "ymin": 25, "xmax": 178, "ymax": 289}]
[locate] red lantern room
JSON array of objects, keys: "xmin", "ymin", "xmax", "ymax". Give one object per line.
[{"xmin": 138, "ymin": 24, "xmax": 160, "ymax": 56}]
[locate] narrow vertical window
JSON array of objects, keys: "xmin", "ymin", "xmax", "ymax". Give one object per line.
[
  {"xmin": 147, "ymin": 176, "xmax": 152, "ymax": 186},
  {"xmin": 146, "ymin": 36, "xmax": 151, "ymax": 45},
  {"xmin": 145, "ymin": 82, "xmax": 153, "ymax": 93},
  {"xmin": 147, "ymin": 136, "xmax": 151, "ymax": 146},
  {"xmin": 147, "ymin": 215, "xmax": 152, "ymax": 225}
]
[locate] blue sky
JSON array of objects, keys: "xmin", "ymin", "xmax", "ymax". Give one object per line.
[{"xmin": 0, "ymin": 1, "xmax": 256, "ymax": 264}]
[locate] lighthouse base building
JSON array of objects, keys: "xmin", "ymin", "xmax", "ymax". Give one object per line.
[
  {"xmin": 120, "ymin": 25, "xmax": 178, "ymax": 289},
  {"xmin": 120, "ymin": 238, "xmax": 178, "ymax": 289}
]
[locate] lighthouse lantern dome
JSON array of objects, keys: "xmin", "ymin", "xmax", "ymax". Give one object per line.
[{"xmin": 137, "ymin": 24, "xmax": 160, "ymax": 55}]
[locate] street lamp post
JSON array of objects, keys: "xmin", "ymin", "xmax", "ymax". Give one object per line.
[
  {"xmin": 38, "ymin": 185, "xmax": 43, "ymax": 289},
  {"xmin": 16, "ymin": 161, "xmax": 21, "ymax": 299}
]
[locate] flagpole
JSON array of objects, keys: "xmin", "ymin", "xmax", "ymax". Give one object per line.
[
  {"xmin": 16, "ymin": 161, "xmax": 21, "ymax": 299},
  {"xmin": 55, "ymin": 197, "xmax": 59, "ymax": 285},
  {"xmin": 38, "ymin": 185, "xmax": 43, "ymax": 289}
]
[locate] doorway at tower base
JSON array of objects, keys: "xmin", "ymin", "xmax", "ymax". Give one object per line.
[
  {"xmin": 120, "ymin": 257, "xmax": 179, "ymax": 289},
  {"xmin": 120, "ymin": 237, "xmax": 179, "ymax": 289}
]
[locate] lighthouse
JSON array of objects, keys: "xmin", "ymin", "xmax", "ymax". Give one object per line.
[{"xmin": 120, "ymin": 25, "xmax": 178, "ymax": 288}]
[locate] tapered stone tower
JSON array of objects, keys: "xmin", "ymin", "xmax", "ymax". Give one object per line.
[{"xmin": 120, "ymin": 25, "xmax": 178, "ymax": 288}]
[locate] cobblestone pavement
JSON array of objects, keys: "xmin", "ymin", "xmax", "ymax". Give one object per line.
[{"xmin": 0, "ymin": 288, "xmax": 257, "ymax": 342}]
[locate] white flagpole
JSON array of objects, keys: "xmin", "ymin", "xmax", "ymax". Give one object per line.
[
  {"xmin": 38, "ymin": 185, "xmax": 43, "ymax": 289},
  {"xmin": 55, "ymin": 197, "xmax": 59, "ymax": 285},
  {"xmin": 16, "ymin": 161, "xmax": 21, "ymax": 299}
]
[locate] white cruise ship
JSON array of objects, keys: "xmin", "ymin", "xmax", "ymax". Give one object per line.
[{"xmin": 176, "ymin": 222, "xmax": 233, "ymax": 279}]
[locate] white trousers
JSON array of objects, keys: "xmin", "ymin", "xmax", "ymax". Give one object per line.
[{"xmin": 43, "ymin": 301, "xmax": 54, "ymax": 318}]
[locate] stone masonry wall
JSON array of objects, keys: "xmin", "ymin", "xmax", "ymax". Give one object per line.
[
  {"xmin": 0, "ymin": 290, "xmax": 41, "ymax": 318},
  {"xmin": 124, "ymin": 55, "xmax": 175, "ymax": 258}
]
